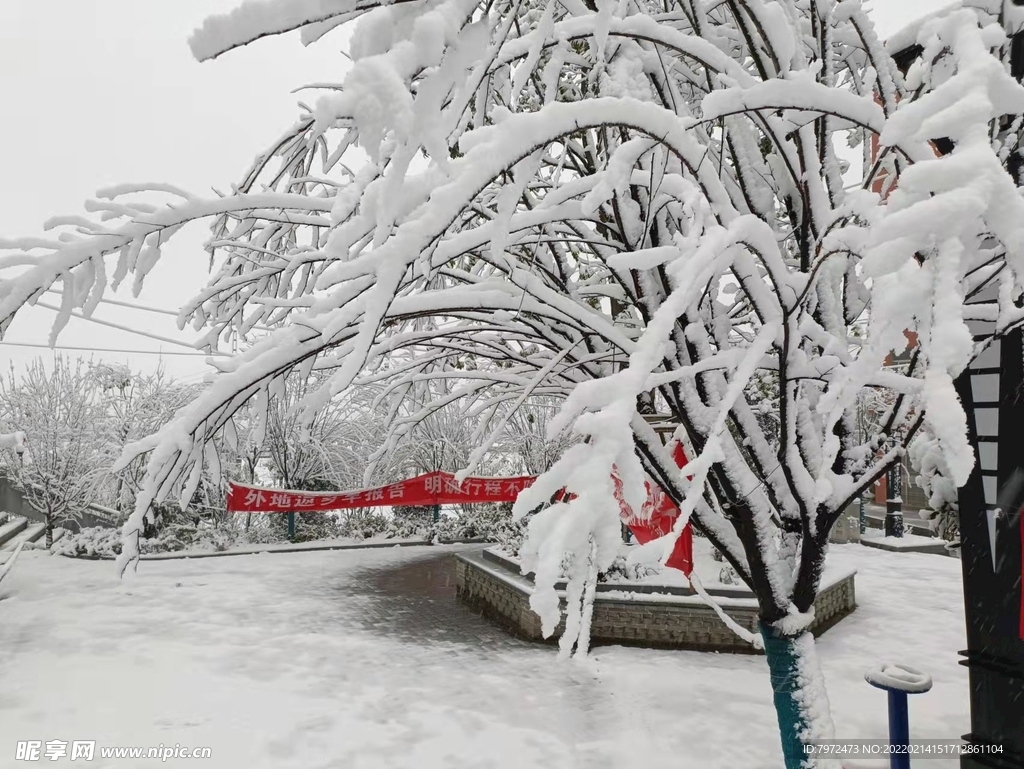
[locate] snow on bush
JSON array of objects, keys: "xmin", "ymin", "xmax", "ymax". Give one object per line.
[
  {"xmin": 52, "ymin": 527, "xmax": 126, "ymax": 559},
  {"xmin": 53, "ymin": 523, "xmax": 241, "ymax": 558},
  {"xmin": 908, "ymin": 432, "xmax": 960, "ymax": 542},
  {"xmin": 336, "ymin": 502, "xmax": 523, "ymax": 544},
  {"xmin": 600, "ymin": 552, "xmax": 662, "ymax": 583}
]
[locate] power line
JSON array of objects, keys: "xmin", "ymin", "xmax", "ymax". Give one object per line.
[
  {"xmin": 45, "ymin": 288, "xmax": 179, "ymax": 318},
  {"xmin": 34, "ymin": 299, "xmax": 224, "ymax": 353},
  {"xmin": 44, "ymin": 288, "xmax": 275, "ymax": 332},
  {"xmin": 0, "ymin": 340, "xmax": 223, "ymax": 357}
]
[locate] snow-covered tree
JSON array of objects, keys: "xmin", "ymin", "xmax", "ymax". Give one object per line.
[
  {"xmin": 91, "ymin": 363, "xmax": 201, "ymax": 515},
  {"xmin": 261, "ymin": 372, "xmax": 349, "ymax": 491},
  {"xmin": 256, "ymin": 372, "xmax": 354, "ymax": 539},
  {"xmin": 502, "ymin": 397, "xmax": 579, "ymax": 475},
  {"xmin": 4, "ymin": 2, "xmax": 1024, "ymax": 765},
  {"xmin": 0, "ymin": 357, "xmax": 106, "ymax": 546},
  {"xmin": 385, "ymin": 402, "xmax": 476, "ymax": 478}
]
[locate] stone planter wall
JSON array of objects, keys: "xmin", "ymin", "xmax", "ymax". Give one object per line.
[{"xmin": 455, "ymin": 549, "xmax": 856, "ymax": 654}]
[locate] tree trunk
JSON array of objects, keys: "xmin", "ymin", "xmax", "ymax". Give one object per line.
[
  {"xmin": 45, "ymin": 512, "xmax": 53, "ymax": 549},
  {"xmin": 575, "ymin": 536, "xmax": 599, "ymax": 657},
  {"xmin": 759, "ymin": 624, "xmax": 838, "ymax": 769}
]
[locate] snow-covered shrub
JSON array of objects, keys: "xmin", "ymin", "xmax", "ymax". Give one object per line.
[
  {"xmin": 52, "ymin": 527, "xmax": 125, "ymax": 559},
  {"xmin": 388, "ymin": 505, "xmax": 435, "ymax": 534},
  {"xmin": 445, "ymin": 502, "xmax": 515, "ymax": 540},
  {"xmin": 240, "ymin": 522, "xmax": 286, "ymax": 546},
  {"xmin": 333, "ymin": 509, "xmax": 384, "ymax": 540},
  {"xmin": 599, "ymin": 554, "xmax": 661, "ymax": 582},
  {"xmin": 336, "ymin": 502, "xmax": 523, "ymax": 543},
  {"xmin": 266, "ymin": 511, "xmax": 344, "ymax": 543},
  {"xmin": 146, "ymin": 521, "xmax": 240, "ymax": 553},
  {"xmin": 53, "ymin": 522, "xmax": 244, "ymax": 558},
  {"xmin": 490, "ymin": 513, "xmax": 528, "ymax": 557},
  {"xmin": 143, "ymin": 500, "xmax": 245, "ymax": 551},
  {"xmin": 908, "ymin": 434, "xmax": 960, "ymax": 542},
  {"xmin": 598, "ymin": 539, "xmax": 665, "ymax": 582},
  {"xmin": 333, "ymin": 508, "xmax": 427, "ymax": 540}
]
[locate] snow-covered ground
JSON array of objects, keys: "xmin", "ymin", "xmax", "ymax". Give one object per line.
[{"xmin": 0, "ymin": 544, "xmax": 966, "ymax": 768}]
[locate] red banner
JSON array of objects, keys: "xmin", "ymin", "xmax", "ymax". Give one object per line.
[
  {"xmin": 226, "ymin": 471, "xmax": 535, "ymax": 513},
  {"xmin": 227, "ymin": 445, "xmax": 694, "ymax": 575}
]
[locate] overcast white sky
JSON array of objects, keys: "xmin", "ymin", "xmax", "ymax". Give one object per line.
[{"xmin": 0, "ymin": 0, "xmax": 955, "ymax": 383}]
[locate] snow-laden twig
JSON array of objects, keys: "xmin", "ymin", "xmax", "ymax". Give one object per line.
[{"xmin": 689, "ymin": 571, "xmax": 764, "ymax": 651}]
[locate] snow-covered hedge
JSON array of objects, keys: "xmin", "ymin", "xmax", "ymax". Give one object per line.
[
  {"xmin": 336, "ymin": 503, "xmax": 526, "ymax": 545},
  {"xmin": 53, "ymin": 522, "xmax": 241, "ymax": 559},
  {"xmin": 53, "ymin": 504, "xmax": 528, "ymax": 558},
  {"xmin": 51, "ymin": 527, "xmax": 125, "ymax": 559},
  {"xmin": 600, "ymin": 554, "xmax": 662, "ymax": 582}
]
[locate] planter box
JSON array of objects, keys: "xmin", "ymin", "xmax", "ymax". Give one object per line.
[{"xmin": 455, "ymin": 549, "xmax": 856, "ymax": 654}]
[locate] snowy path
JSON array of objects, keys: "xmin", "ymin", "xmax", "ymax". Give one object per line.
[{"xmin": 0, "ymin": 544, "xmax": 967, "ymax": 768}]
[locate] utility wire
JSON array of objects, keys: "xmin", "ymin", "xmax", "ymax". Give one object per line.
[
  {"xmin": 45, "ymin": 287, "xmax": 274, "ymax": 332},
  {"xmin": 45, "ymin": 287, "xmax": 179, "ymax": 318},
  {"xmin": 0, "ymin": 340, "xmax": 223, "ymax": 357},
  {"xmin": 34, "ymin": 299, "xmax": 224, "ymax": 353}
]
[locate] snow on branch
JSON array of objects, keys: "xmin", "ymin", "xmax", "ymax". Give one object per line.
[
  {"xmin": 5, "ymin": 3, "xmax": 1024, "ymax": 678},
  {"xmin": 189, "ymin": 0, "xmax": 359, "ymax": 61}
]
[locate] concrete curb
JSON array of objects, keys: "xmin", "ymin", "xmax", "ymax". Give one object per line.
[
  {"xmin": 861, "ymin": 537, "xmax": 953, "ymax": 556},
  {"xmin": 56, "ymin": 537, "xmax": 491, "ymax": 562}
]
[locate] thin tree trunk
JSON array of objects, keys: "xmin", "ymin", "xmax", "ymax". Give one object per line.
[
  {"xmin": 760, "ymin": 624, "xmax": 838, "ymax": 768},
  {"xmin": 45, "ymin": 512, "xmax": 53, "ymax": 549},
  {"xmin": 245, "ymin": 458, "xmax": 257, "ymax": 533},
  {"xmin": 575, "ymin": 536, "xmax": 599, "ymax": 657}
]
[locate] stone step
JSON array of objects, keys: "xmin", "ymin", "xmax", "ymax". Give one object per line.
[
  {"xmin": 0, "ymin": 517, "xmax": 27, "ymax": 548},
  {"xmin": 862, "ymin": 534, "xmax": 952, "ymax": 556},
  {"xmin": 2, "ymin": 522, "xmax": 47, "ymax": 550}
]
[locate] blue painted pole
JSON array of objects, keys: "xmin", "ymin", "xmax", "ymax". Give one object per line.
[
  {"xmin": 888, "ymin": 690, "xmax": 911, "ymax": 769},
  {"xmin": 865, "ymin": 663, "xmax": 931, "ymax": 769}
]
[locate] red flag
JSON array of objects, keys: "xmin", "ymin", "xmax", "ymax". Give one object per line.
[{"xmin": 612, "ymin": 441, "xmax": 693, "ymax": 575}]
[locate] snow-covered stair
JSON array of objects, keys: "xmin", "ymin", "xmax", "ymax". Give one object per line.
[
  {"xmin": 2, "ymin": 522, "xmax": 47, "ymax": 551},
  {"xmin": 0, "ymin": 517, "xmax": 27, "ymax": 548}
]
